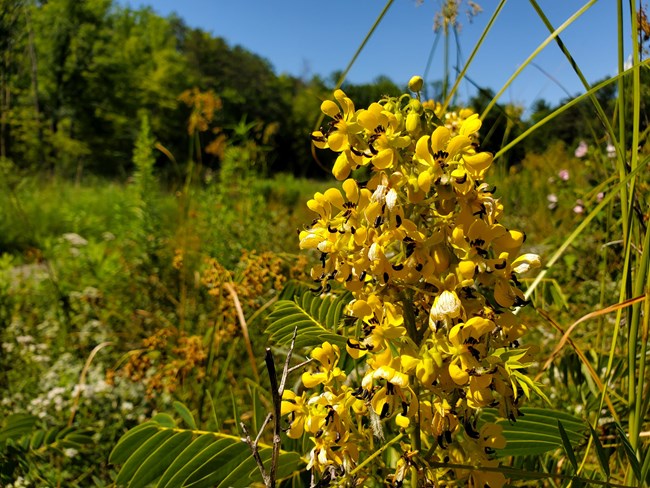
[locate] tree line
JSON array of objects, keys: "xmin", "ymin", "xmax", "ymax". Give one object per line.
[{"xmin": 1, "ymin": 0, "xmax": 645, "ymax": 182}]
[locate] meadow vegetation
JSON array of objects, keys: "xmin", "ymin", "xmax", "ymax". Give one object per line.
[{"xmin": 1, "ymin": 0, "xmax": 650, "ymax": 487}]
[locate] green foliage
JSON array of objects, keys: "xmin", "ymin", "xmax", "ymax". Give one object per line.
[
  {"xmin": 266, "ymin": 289, "xmax": 352, "ymax": 349},
  {"xmin": 477, "ymin": 408, "xmax": 588, "ymax": 460},
  {"xmin": 110, "ymin": 410, "xmax": 304, "ymax": 488},
  {"xmin": 0, "ymin": 414, "xmax": 95, "ymax": 485}
]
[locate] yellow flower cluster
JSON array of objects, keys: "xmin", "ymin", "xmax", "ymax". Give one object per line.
[{"xmin": 287, "ymin": 81, "xmax": 540, "ymax": 485}]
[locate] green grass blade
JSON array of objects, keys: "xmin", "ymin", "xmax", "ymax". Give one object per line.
[
  {"xmin": 173, "ymin": 401, "xmax": 197, "ymax": 430},
  {"xmin": 589, "ymin": 424, "xmax": 610, "ymax": 478},
  {"xmin": 558, "ymin": 420, "xmax": 578, "ymax": 472},
  {"xmin": 481, "ymin": 0, "xmax": 597, "ymax": 119}
]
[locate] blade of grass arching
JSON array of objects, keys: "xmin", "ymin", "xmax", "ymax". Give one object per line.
[
  {"xmin": 206, "ymin": 391, "xmax": 220, "ymax": 432},
  {"xmin": 528, "ymin": 0, "xmax": 623, "ymax": 163},
  {"xmin": 481, "ymin": 0, "xmax": 597, "ymax": 120},
  {"xmin": 224, "ymin": 282, "xmax": 260, "ymax": 382},
  {"xmin": 535, "ymin": 308, "xmax": 620, "ymax": 422},
  {"xmin": 310, "ymin": 0, "xmax": 395, "ymax": 172},
  {"xmin": 199, "ymin": 298, "xmax": 223, "ymax": 426},
  {"xmin": 422, "ymin": 30, "xmax": 441, "ymax": 99},
  {"xmin": 494, "ymin": 61, "xmax": 650, "ymax": 161},
  {"xmin": 539, "ymin": 295, "xmax": 646, "ymax": 376},
  {"xmin": 441, "ymin": 0, "xmax": 507, "ymax": 114},
  {"xmin": 311, "ymin": 0, "xmax": 394, "ymax": 134},
  {"xmin": 615, "ymin": 0, "xmax": 635, "ymax": 251}
]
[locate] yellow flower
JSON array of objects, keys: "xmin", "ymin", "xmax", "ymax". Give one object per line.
[
  {"xmin": 281, "ymin": 390, "xmax": 309, "ymax": 439},
  {"xmin": 302, "ymin": 342, "xmax": 346, "ymax": 388}
]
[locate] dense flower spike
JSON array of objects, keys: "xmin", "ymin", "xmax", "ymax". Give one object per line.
[{"xmin": 288, "ymin": 84, "xmax": 541, "ymax": 486}]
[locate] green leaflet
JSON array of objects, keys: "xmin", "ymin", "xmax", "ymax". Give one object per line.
[
  {"xmin": 266, "ymin": 290, "xmax": 350, "ymax": 349},
  {"xmin": 480, "ymin": 407, "xmax": 588, "ymax": 458},
  {"xmin": 0, "ymin": 414, "xmax": 94, "ymax": 454},
  {"xmin": 111, "ymin": 409, "xmax": 305, "ymax": 488}
]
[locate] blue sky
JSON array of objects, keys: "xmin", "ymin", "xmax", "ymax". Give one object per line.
[{"xmin": 121, "ymin": 1, "xmax": 630, "ymax": 113}]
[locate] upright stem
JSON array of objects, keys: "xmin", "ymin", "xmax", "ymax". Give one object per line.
[{"xmin": 442, "ymin": 24, "xmax": 450, "ymax": 101}]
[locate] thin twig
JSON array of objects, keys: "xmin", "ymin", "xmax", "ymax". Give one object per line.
[
  {"xmin": 287, "ymin": 357, "xmax": 313, "ymax": 375},
  {"xmin": 241, "ymin": 422, "xmax": 270, "ymax": 486},
  {"xmin": 244, "ymin": 325, "xmax": 299, "ymax": 488},
  {"xmin": 265, "ymin": 349, "xmax": 281, "ymax": 488},
  {"xmin": 278, "ymin": 326, "xmax": 299, "ymax": 395}
]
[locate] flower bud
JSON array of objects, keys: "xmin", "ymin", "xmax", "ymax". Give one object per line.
[
  {"xmin": 409, "ymin": 98, "xmax": 423, "ymax": 114},
  {"xmin": 406, "ymin": 112, "xmax": 421, "ymax": 134},
  {"xmin": 408, "ymin": 75, "xmax": 424, "ymax": 92}
]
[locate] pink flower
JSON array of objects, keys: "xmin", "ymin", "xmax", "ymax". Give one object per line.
[
  {"xmin": 574, "ymin": 140, "xmax": 588, "ymax": 158},
  {"xmin": 558, "ymin": 169, "xmax": 570, "ymax": 181},
  {"xmin": 573, "ymin": 199, "xmax": 585, "ymax": 214}
]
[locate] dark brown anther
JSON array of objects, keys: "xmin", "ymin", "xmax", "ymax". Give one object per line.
[{"xmin": 380, "ymin": 402, "xmax": 390, "ymax": 419}]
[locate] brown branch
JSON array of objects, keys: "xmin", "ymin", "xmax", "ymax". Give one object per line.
[{"xmin": 243, "ymin": 326, "xmax": 299, "ymax": 487}]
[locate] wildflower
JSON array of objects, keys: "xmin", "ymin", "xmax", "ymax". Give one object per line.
[
  {"xmin": 573, "ymin": 199, "xmax": 585, "ymax": 214},
  {"xmin": 558, "ymin": 169, "xmax": 570, "ymax": 181},
  {"xmin": 574, "ymin": 140, "xmax": 588, "ymax": 158},
  {"xmin": 62, "ymin": 232, "xmax": 88, "ymax": 247},
  {"xmin": 547, "ymin": 193, "xmax": 558, "ymax": 210},
  {"xmin": 302, "ymin": 342, "xmax": 346, "ymax": 388},
  {"xmin": 293, "ymin": 85, "xmax": 540, "ymax": 486},
  {"xmin": 606, "ymin": 142, "xmax": 616, "ymax": 158}
]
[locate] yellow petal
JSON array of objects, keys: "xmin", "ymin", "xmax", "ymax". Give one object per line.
[
  {"xmin": 332, "ymin": 152, "xmax": 352, "ymax": 180},
  {"xmin": 459, "ymin": 113, "xmax": 481, "ymax": 136},
  {"xmin": 493, "ymin": 229, "xmax": 525, "ymax": 252},
  {"xmin": 449, "ymin": 362, "xmax": 469, "ymax": 385},
  {"xmin": 415, "ymin": 135, "xmax": 432, "ymax": 162},
  {"xmin": 328, "ymin": 131, "xmax": 347, "ymax": 152},
  {"xmin": 401, "ymin": 355, "xmax": 420, "ymax": 373},
  {"xmin": 494, "ymin": 280, "xmax": 516, "ymax": 308},
  {"xmin": 302, "ymin": 371, "xmax": 326, "ymax": 388},
  {"xmin": 458, "ymin": 260, "xmax": 476, "ymax": 280},
  {"xmin": 342, "ymin": 178, "xmax": 359, "ymax": 202},
  {"xmin": 430, "ymin": 126, "xmax": 451, "ymax": 152},
  {"xmin": 323, "ymin": 187, "xmax": 344, "ymax": 209},
  {"xmin": 463, "ymin": 151, "xmax": 493, "ymax": 174},
  {"xmin": 321, "ymin": 100, "xmax": 340, "ymax": 118},
  {"xmin": 396, "ymin": 413, "xmax": 410, "ymax": 428},
  {"xmin": 372, "ymin": 148, "xmax": 394, "ymax": 170},
  {"xmin": 357, "ymin": 108, "xmax": 380, "ymax": 131},
  {"xmin": 417, "ymin": 170, "xmax": 432, "ymax": 193},
  {"xmin": 349, "ymin": 300, "xmax": 373, "ymax": 319},
  {"xmin": 446, "ymin": 135, "xmax": 471, "ymax": 159}
]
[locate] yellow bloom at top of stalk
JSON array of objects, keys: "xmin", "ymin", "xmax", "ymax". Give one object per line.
[{"xmin": 290, "ymin": 84, "xmax": 541, "ymax": 485}]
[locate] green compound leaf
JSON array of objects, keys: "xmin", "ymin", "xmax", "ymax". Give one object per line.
[
  {"xmin": 480, "ymin": 408, "xmax": 588, "ymax": 458},
  {"xmin": 0, "ymin": 414, "xmax": 94, "ymax": 454},
  {"xmin": 266, "ymin": 290, "xmax": 350, "ymax": 349},
  {"xmin": 111, "ymin": 414, "xmax": 305, "ymax": 488},
  {"xmin": 0, "ymin": 414, "xmax": 38, "ymax": 442}
]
